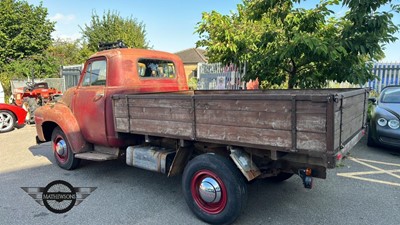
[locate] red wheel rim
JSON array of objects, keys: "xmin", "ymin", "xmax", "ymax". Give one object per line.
[
  {"xmin": 190, "ymin": 169, "xmax": 227, "ymax": 214},
  {"xmin": 53, "ymin": 135, "xmax": 68, "ymax": 163}
]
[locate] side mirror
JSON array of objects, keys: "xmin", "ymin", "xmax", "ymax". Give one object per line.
[{"xmin": 368, "ymin": 97, "xmax": 377, "ymax": 104}]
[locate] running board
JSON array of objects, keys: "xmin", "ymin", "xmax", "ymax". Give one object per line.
[{"xmin": 75, "ymin": 152, "xmax": 118, "ymax": 161}]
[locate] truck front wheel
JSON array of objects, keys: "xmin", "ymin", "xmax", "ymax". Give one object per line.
[
  {"xmin": 51, "ymin": 127, "xmax": 80, "ymax": 170},
  {"xmin": 182, "ymin": 154, "xmax": 247, "ymax": 225}
]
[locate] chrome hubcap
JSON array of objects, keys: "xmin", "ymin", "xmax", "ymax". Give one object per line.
[
  {"xmin": 0, "ymin": 112, "xmax": 13, "ymax": 130},
  {"xmin": 55, "ymin": 140, "xmax": 67, "ymax": 156},
  {"xmin": 199, "ymin": 177, "xmax": 221, "ymax": 203}
]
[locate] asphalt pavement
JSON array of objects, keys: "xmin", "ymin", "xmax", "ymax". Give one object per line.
[{"xmin": 0, "ymin": 125, "xmax": 399, "ymax": 225}]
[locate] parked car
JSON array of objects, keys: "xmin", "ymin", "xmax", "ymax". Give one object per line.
[
  {"xmin": 368, "ymin": 86, "xmax": 400, "ymax": 148},
  {"xmin": 0, "ymin": 103, "xmax": 27, "ymax": 133}
]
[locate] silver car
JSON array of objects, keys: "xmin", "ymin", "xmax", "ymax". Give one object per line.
[{"xmin": 368, "ymin": 86, "xmax": 400, "ymax": 148}]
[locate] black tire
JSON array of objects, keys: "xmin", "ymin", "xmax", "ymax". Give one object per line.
[
  {"xmin": 0, "ymin": 110, "xmax": 16, "ymax": 133},
  {"xmin": 182, "ymin": 154, "xmax": 247, "ymax": 225},
  {"xmin": 367, "ymin": 125, "xmax": 377, "ymax": 147},
  {"xmin": 51, "ymin": 127, "xmax": 80, "ymax": 170},
  {"xmin": 266, "ymin": 172, "xmax": 294, "ymax": 182}
]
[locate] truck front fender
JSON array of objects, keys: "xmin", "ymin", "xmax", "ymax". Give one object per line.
[{"xmin": 35, "ymin": 103, "xmax": 91, "ymax": 154}]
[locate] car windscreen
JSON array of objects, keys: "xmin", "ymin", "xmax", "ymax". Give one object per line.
[{"xmin": 380, "ymin": 87, "xmax": 400, "ymax": 103}]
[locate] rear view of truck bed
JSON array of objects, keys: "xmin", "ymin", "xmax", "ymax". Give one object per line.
[{"xmin": 113, "ymin": 88, "xmax": 368, "ymax": 169}]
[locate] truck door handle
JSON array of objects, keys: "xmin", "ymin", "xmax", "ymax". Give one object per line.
[{"xmin": 93, "ymin": 93, "xmax": 104, "ymax": 102}]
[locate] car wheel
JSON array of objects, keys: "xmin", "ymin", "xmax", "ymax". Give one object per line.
[
  {"xmin": 182, "ymin": 154, "xmax": 247, "ymax": 225},
  {"xmin": 266, "ymin": 172, "xmax": 294, "ymax": 182},
  {"xmin": 51, "ymin": 127, "xmax": 80, "ymax": 170},
  {"xmin": 0, "ymin": 110, "xmax": 16, "ymax": 133},
  {"xmin": 367, "ymin": 125, "xmax": 377, "ymax": 147}
]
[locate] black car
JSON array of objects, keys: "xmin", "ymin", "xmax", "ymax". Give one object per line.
[{"xmin": 368, "ymin": 86, "xmax": 400, "ymax": 148}]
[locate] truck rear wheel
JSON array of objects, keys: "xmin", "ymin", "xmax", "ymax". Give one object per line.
[
  {"xmin": 51, "ymin": 127, "xmax": 80, "ymax": 170},
  {"xmin": 182, "ymin": 154, "xmax": 247, "ymax": 225}
]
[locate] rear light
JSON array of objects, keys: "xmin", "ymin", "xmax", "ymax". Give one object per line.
[
  {"xmin": 298, "ymin": 169, "xmax": 313, "ymax": 189},
  {"xmin": 305, "ymin": 168, "xmax": 312, "ymax": 176},
  {"xmin": 336, "ymin": 153, "xmax": 343, "ymax": 161}
]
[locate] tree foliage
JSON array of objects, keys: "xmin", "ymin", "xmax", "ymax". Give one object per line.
[
  {"xmin": 0, "ymin": 0, "xmax": 56, "ymax": 100},
  {"xmin": 0, "ymin": 0, "xmax": 54, "ymax": 64},
  {"xmin": 81, "ymin": 10, "xmax": 149, "ymax": 51},
  {"xmin": 196, "ymin": 0, "xmax": 399, "ymax": 88},
  {"xmin": 46, "ymin": 39, "xmax": 94, "ymax": 66}
]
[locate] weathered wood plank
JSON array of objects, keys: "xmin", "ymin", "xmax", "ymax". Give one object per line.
[
  {"xmin": 114, "ymin": 98, "xmax": 128, "ymax": 107},
  {"xmin": 341, "ymin": 101, "xmax": 365, "ymax": 125},
  {"xmin": 195, "ymin": 99, "xmax": 291, "ymax": 113},
  {"xmin": 129, "ymin": 119, "xmax": 193, "ymax": 138},
  {"xmin": 113, "ymin": 90, "xmax": 367, "ymax": 154},
  {"xmin": 195, "ymin": 109, "xmax": 291, "ymax": 130},
  {"xmin": 296, "ymin": 101, "xmax": 327, "ymax": 114},
  {"xmin": 115, "ymin": 118, "xmax": 129, "ymax": 132},
  {"xmin": 334, "ymin": 128, "xmax": 340, "ymax": 150},
  {"xmin": 341, "ymin": 114, "xmax": 364, "ymax": 142},
  {"xmin": 128, "ymin": 98, "xmax": 192, "ymax": 108},
  {"xmin": 129, "ymin": 107, "xmax": 193, "ymax": 122},
  {"xmin": 297, "ymin": 132, "xmax": 327, "ymax": 152},
  {"xmin": 334, "ymin": 111, "xmax": 341, "ymax": 135},
  {"xmin": 114, "ymin": 106, "xmax": 129, "ymax": 118},
  {"xmin": 342, "ymin": 94, "xmax": 365, "ymax": 108},
  {"xmin": 296, "ymin": 113, "xmax": 326, "ymax": 133},
  {"xmin": 196, "ymin": 124, "xmax": 292, "ymax": 148},
  {"xmin": 333, "ymin": 99, "xmax": 365, "ymax": 150}
]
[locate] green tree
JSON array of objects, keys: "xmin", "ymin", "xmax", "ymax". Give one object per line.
[
  {"xmin": 0, "ymin": 0, "xmax": 55, "ymax": 100},
  {"xmin": 46, "ymin": 39, "xmax": 94, "ymax": 66},
  {"xmin": 81, "ymin": 10, "xmax": 149, "ymax": 51},
  {"xmin": 0, "ymin": 0, "xmax": 54, "ymax": 64},
  {"xmin": 196, "ymin": 0, "xmax": 399, "ymax": 88}
]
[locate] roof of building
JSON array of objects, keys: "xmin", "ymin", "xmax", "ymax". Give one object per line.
[{"xmin": 175, "ymin": 48, "xmax": 208, "ymax": 64}]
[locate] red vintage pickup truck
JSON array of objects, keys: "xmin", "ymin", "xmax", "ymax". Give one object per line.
[{"xmin": 35, "ymin": 42, "xmax": 368, "ymax": 224}]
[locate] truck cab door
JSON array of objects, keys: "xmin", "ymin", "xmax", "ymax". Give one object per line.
[{"xmin": 73, "ymin": 58, "xmax": 108, "ymax": 146}]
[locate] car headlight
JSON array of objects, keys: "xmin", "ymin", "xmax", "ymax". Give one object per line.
[
  {"xmin": 377, "ymin": 118, "xmax": 388, "ymax": 127},
  {"xmin": 388, "ymin": 120, "xmax": 400, "ymax": 129}
]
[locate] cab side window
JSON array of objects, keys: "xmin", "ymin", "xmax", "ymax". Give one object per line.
[{"xmin": 81, "ymin": 60, "xmax": 107, "ymax": 86}]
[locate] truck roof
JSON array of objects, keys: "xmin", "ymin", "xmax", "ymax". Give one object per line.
[{"xmin": 90, "ymin": 48, "xmax": 182, "ymax": 62}]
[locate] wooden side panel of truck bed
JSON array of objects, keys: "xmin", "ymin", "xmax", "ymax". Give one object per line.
[{"xmin": 113, "ymin": 89, "xmax": 368, "ymax": 156}]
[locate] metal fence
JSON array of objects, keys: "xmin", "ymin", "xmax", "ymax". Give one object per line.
[
  {"xmin": 61, "ymin": 64, "xmax": 83, "ymax": 90},
  {"xmin": 197, "ymin": 63, "xmax": 245, "ymax": 90},
  {"xmin": 198, "ymin": 62, "xmax": 400, "ymax": 92},
  {"xmin": 365, "ymin": 62, "xmax": 400, "ymax": 93}
]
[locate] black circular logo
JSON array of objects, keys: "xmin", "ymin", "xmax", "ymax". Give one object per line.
[{"xmin": 42, "ymin": 180, "xmax": 76, "ymax": 214}]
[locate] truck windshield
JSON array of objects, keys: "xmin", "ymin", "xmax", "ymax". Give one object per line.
[
  {"xmin": 138, "ymin": 59, "xmax": 176, "ymax": 78},
  {"xmin": 381, "ymin": 87, "xmax": 400, "ymax": 103}
]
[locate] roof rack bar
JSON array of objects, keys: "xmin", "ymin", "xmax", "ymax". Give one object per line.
[{"xmin": 98, "ymin": 40, "xmax": 127, "ymax": 51}]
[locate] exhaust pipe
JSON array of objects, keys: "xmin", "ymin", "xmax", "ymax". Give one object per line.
[{"xmin": 126, "ymin": 145, "xmax": 176, "ymax": 174}]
